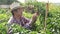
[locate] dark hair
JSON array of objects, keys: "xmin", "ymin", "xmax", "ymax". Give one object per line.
[{"xmin": 11, "ymin": 8, "xmax": 18, "ymax": 16}]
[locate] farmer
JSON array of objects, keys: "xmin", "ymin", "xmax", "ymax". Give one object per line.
[{"xmin": 7, "ymin": 2, "xmax": 39, "ymax": 34}]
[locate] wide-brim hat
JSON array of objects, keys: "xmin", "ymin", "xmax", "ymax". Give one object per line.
[{"xmin": 10, "ymin": 2, "xmax": 25, "ymax": 10}]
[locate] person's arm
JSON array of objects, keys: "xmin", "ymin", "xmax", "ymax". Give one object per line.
[
  {"xmin": 7, "ymin": 16, "xmax": 13, "ymax": 28},
  {"xmin": 29, "ymin": 12, "xmax": 39, "ymax": 25},
  {"xmin": 24, "ymin": 12, "xmax": 39, "ymax": 29},
  {"xmin": 7, "ymin": 16, "xmax": 14, "ymax": 34}
]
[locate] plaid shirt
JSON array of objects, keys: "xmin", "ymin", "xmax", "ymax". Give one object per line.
[{"xmin": 8, "ymin": 16, "xmax": 32, "ymax": 29}]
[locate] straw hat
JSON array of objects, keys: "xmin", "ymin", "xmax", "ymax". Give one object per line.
[{"xmin": 10, "ymin": 2, "xmax": 21, "ymax": 9}]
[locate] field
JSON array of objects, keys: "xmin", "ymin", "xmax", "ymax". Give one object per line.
[{"xmin": 0, "ymin": 3, "xmax": 60, "ymax": 34}]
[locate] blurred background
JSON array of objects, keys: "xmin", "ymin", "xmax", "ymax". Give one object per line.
[{"xmin": 0, "ymin": 0, "xmax": 60, "ymax": 34}]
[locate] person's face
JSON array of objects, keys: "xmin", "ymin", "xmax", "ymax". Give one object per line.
[{"xmin": 13, "ymin": 7, "xmax": 24, "ymax": 17}]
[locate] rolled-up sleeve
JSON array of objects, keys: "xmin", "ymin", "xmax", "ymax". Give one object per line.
[
  {"xmin": 22, "ymin": 17, "xmax": 32, "ymax": 29},
  {"xmin": 8, "ymin": 16, "xmax": 13, "ymax": 23},
  {"xmin": 7, "ymin": 16, "xmax": 14, "ymax": 34},
  {"xmin": 7, "ymin": 16, "xmax": 13, "ymax": 28}
]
